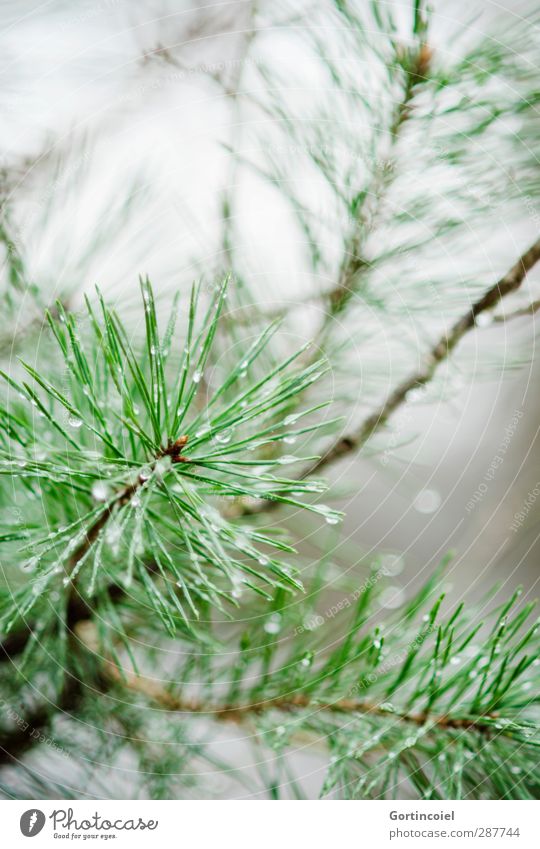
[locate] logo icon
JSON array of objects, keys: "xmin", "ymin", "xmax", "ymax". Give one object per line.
[{"xmin": 20, "ymin": 810, "xmax": 46, "ymax": 837}]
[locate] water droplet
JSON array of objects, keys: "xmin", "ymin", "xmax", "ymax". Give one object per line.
[
  {"xmin": 258, "ymin": 555, "xmax": 269, "ymax": 565},
  {"xmin": 264, "ymin": 613, "xmax": 282, "ymax": 635},
  {"xmin": 283, "ymin": 436, "xmax": 297, "ymax": 445},
  {"xmin": 379, "ymin": 586, "xmax": 405, "ymax": 610},
  {"xmin": 284, "ymin": 414, "xmax": 300, "ymax": 426},
  {"xmin": 277, "ymin": 455, "xmax": 297, "ymax": 465},
  {"xmin": 106, "ymin": 523, "xmax": 121, "ymax": 543},
  {"xmin": 91, "ymin": 481, "xmax": 110, "ymax": 502},
  {"xmin": 475, "ymin": 312, "xmax": 493, "ymax": 327},
  {"xmin": 317, "ymin": 506, "xmax": 340, "ymax": 525},
  {"xmin": 414, "ymin": 489, "xmax": 442, "ymax": 514},
  {"xmin": 139, "ymin": 466, "xmax": 152, "ymax": 481},
  {"xmin": 406, "ymin": 386, "xmax": 427, "ymax": 403},
  {"xmin": 299, "ymin": 651, "xmax": 313, "ymax": 668},
  {"xmin": 450, "ymin": 656, "xmax": 461, "ymax": 666},
  {"xmin": 214, "ymin": 428, "xmax": 233, "ymax": 445},
  {"xmin": 154, "ymin": 456, "xmax": 171, "ymax": 478},
  {"xmin": 193, "ymin": 370, "xmax": 203, "ymax": 384},
  {"xmin": 68, "ymin": 415, "xmax": 83, "ymax": 429},
  {"xmin": 380, "ymin": 554, "xmax": 405, "ymax": 577},
  {"xmin": 21, "ymin": 556, "xmax": 39, "ymax": 573},
  {"xmin": 132, "ymin": 495, "xmax": 142, "ymax": 508}
]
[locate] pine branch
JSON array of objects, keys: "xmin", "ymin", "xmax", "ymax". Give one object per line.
[
  {"xmin": 219, "ymin": 3, "xmax": 258, "ymax": 273},
  {"xmin": 2, "ymin": 533, "xmax": 539, "ymax": 797},
  {"xmin": 0, "ymin": 276, "xmax": 342, "ymax": 661},
  {"xmin": 303, "ymin": 236, "xmax": 540, "ymax": 477},
  {"xmin": 49, "ymin": 558, "xmax": 540, "ymax": 800},
  {"xmin": 326, "ymin": 2, "xmax": 433, "ymax": 319},
  {"xmin": 91, "ymin": 654, "xmax": 520, "ymax": 738},
  {"xmin": 494, "ymin": 298, "xmax": 540, "ymax": 323}
]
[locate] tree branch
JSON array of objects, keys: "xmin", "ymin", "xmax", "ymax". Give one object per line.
[
  {"xmin": 4, "ymin": 240, "xmax": 540, "ymax": 661},
  {"xmin": 493, "ymin": 297, "xmax": 540, "ymax": 322},
  {"xmin": 303, "ymin": 236, "xmax": 540, "ymax": 478},
  {"xmin": 0, "ymin": 467, "xmax": 160, "ymax": 662},
  {"xmin": 325, "ymin": 29, "xmax": 432, "ymax": 319},
  {"xmin": 96, "ymin": 647, "xmax": 506, "ymax": 739}
]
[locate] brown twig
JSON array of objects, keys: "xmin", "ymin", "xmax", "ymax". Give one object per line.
[
  {"xmin": 95, "ymin": 647, "xmax": 498, "ymax": 737},
  {"xmin": 327, "ymin": 39, "xmax": 433, "ymax": 318},
  {"xmin": 160, "ymin": 434, "xmax": 190, "ymax": 463},
  {"xmin": 303, "ymin": 236, "xmax": 540, "ymax": 478},
  {"xmin": 493, "ymin": 298, "xmax": 540, "ymax": 323}
]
